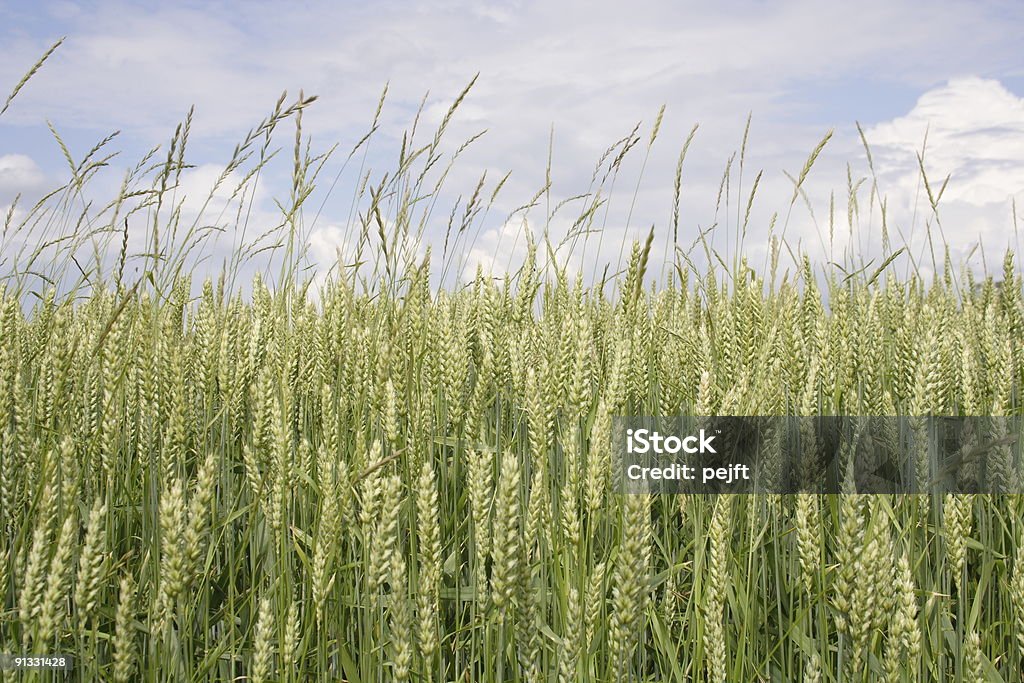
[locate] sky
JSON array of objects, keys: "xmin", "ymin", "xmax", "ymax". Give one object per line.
[{"xmin": 2, "ymin": 0, "xmax": 1024, "ymax": 290}]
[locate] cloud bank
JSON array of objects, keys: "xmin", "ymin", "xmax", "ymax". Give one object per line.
[{"xmin": 2, "ymin": 0, "xmax": 1022, "ymax": 285}]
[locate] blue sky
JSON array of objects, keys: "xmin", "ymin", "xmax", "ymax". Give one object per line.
[{"xmin": 2, "ymin": 0, "xmax": 1024, "ymax": 287}]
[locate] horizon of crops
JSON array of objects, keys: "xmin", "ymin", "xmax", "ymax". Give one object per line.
[
  {"xmin": 2, "ymin": 243, "xmax": 1024, "ymax": 681},
  {"xmin": 2, "ymin": 41, "xmax": 1024, "ymax": 683}
]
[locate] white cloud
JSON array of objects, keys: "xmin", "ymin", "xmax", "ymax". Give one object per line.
[
  {"xmin": 306, "ymin": 217, "xmax": 429, "ymax": 286},
  {"xmin": 459, "ymin": 215, "xmax": 535, "ymax": 281},
  {"xmin": 867, "ymin": 78, "xmax": 1024, "ymax": 205},
  {"xmin": 0, "ymin": 154, "xmax": 46, "ymax": 203},
  {"xmin": 307, "ymin": 224, "xmax": 356, "ymax": 267},
  {"xmin": 861, "ymin": 78, "xmax": 1024, "ymax": 258},
  {"xmin": 457, "ymin": 212, "xmax": 662, "ymax": 288},
  {"xmin": 173, "ymin": 163, "xmax": 253, "ymax": 217}
]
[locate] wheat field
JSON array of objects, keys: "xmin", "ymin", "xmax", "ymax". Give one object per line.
[{"xmin": 2, "ymin": 43, "xmax": 1024, "ymax": 683}]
